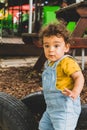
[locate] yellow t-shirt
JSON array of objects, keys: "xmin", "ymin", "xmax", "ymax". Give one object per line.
[{"xmin": 51, "ymin": 57, "xmax": 81, "ymax": 91}]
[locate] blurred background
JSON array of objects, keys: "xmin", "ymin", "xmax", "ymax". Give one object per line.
[{"xmin": 0, "ymin": 0, "xmax": 81, "ymax": 37}]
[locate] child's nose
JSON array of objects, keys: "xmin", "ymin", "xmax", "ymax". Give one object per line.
[{"xmin": 49, "ymin": 46, "xmax": 54, "ymax": 51}]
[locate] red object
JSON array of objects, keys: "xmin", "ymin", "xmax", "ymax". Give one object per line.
[{"xmin": 8, "ymin": 4, "xmax": 35, "ymax": 22}]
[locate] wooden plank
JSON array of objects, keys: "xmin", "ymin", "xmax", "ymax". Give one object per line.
[
  {"xmin": 0, "ymin": 44, "xmax": 42, "ymax": 56},
  {"xmin": 71, "ymin": 18, "xmax": 87, "ymax": 37},
  {"xmin": 71, "ymin": 38, "xmax": 87, "ymax": 48},
  {"xmin": 33, "ymin": 51, "xmax": 46, "ymax": 72},
  {"xmin": 0, "ymin": 37, "xmax": 24, "ymax": 44},
  {"xmin": 56, "ymin": 1, "xmax": 87, "ymax": 22}
]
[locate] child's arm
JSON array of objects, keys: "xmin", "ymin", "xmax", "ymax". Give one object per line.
[{"xmin": 62, "ymin": 71, "xmax": 84, "ymax": 100}]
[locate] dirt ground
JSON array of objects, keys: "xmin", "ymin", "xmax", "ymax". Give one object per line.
[
  {"xmin": 0, "ymin": 66, "xmax": 42, "ymax": 99},
  {"xmin": 0, "ymin": 57, "xmax": 87, "ymax": 105}
]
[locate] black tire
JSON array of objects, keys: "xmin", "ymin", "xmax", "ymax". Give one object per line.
[
  {"xmin": 22, "ymin": 91, "xmax": 46, "ymax": 116},
  {"xmin": 76, "ymin": 104, "xmax": 87, "ymax": 130},
  {"xmin": 22, "ymin": 91, "xmax": 87, "ymax": 130},
  {"xmin": 0, "ymin": 92, "xmax": 37, "ymax": 130},
  {"xmin": 22, "ymin": 91, "xmax": 46, "ymax": 127}
]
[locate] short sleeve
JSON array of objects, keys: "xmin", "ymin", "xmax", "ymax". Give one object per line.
[{"xmin": 61, "ymin": 57, "xmax": 81, "ymax": 76}]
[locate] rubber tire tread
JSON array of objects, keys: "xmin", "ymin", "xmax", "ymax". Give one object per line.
[
  {"xmin": 22, "ymin": 91, "xmax": 46, "ymax": 115},
  {"xmin": 76, "ymin": 104, "xmax": 87, "ymax": 130},
  {"xmin": 0, "ymin": 92, "xmax": 37, "ymax": 130}
]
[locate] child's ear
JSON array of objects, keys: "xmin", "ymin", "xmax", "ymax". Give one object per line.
[{"xmin": 65, "ymin": 44, "xmax": 70, "ymax": 53}]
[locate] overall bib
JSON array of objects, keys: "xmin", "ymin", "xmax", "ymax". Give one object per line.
[{"xmin": 39, "ymin": 55, "xmax": 81, "ymax": 130}]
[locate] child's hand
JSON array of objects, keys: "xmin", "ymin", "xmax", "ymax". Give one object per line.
[{"xmin": 62, "ymin": 88, "xmax": 78, "ymax": 100}]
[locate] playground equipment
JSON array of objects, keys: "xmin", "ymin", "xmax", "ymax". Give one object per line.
[
  {"xmin": 0, "ymin": 0, "xmax": 42, "ymax": 56},
  {"xmin": 56, "ymin": 1, "xmax": 87, "ymax": 70}
]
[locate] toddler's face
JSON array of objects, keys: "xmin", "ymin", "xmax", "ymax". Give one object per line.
[{"xmin": 43, "ymin": 35, "xmax": 69, "ymax": 62}]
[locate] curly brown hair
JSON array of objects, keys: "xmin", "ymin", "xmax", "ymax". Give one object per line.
[{"xmin": 39, "ymin": 21, "xmax": 72, "ymax": 45}]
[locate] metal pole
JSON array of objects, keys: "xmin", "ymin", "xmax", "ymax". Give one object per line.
[
  {"xmin": 81, "ymin": 48, "xmax": 85, "ymax": 70},
  {"xmin": 28, "ymin": 0, "xmax": 33, "ymax": 33}
]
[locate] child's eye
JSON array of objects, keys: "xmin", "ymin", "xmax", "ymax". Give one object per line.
[
  {"xmin": 54, "ymin": 45, "xmax": 59, "ymax": 48},
  {"xmin": 44, "ymin": 44, "xmax": 49, "ymax": 48}
]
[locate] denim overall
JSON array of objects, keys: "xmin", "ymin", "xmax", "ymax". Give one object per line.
[{"xmin": 39, "ymin": 55, "xmax": 81, "ymax": 130}]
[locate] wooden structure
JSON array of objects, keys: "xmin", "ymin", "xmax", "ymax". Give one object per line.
[
  {"xmin": 33, "ymin": 1, "xmax": 87, "ymax": 71},
  {"xmin": 56, "ymin": 1, "xmax": 87, "ymax": 70},
  {"xmin": 0, "ymin": 37, "xmax": 42, "ymax": 56}
]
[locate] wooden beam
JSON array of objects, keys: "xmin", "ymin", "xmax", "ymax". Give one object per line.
[
  {"xmin": 71, "ymin": 18, "xmax": 87, "ymax": 37},
  {"xmin": 71, "ymin": 38, "xmax": 87, "ymax": 48},
  {"xmin": 0, "ymin": 44, "xmax": 42, "ymax": 56}
]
